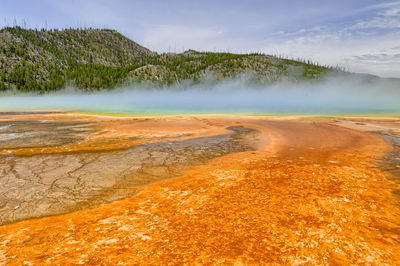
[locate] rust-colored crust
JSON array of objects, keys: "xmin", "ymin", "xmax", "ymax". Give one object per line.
[{"xmin": 1, "ymin": 115, "xmax": 400, "ymax": 264}]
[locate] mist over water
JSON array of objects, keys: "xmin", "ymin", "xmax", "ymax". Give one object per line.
[{"xmin": 0, "ymin": 76, "xmax": 399, "ymax": 115}]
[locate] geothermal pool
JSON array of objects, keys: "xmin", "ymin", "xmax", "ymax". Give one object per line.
[{"xmin": 1, "ymin": 80, "xmax": 400, "ymax": 115}]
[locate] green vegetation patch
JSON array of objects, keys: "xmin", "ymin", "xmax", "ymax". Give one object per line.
[{"xmin": 0, "ymin": 26, "xmax": 343, "ymax": 92}]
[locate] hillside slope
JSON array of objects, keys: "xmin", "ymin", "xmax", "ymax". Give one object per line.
[{"xmin": 0, "ymin": 26, "xmax": 340, "ymax": 92}]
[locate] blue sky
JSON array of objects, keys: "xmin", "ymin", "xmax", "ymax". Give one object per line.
[{"xmin": 1, "ymin": 0, "xmax": 400, "ymax": 77}]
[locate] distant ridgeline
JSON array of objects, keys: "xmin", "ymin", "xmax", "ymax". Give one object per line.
[{"xmin": 0, "ymin": 26, "xmax": 344, "ymax": 92}]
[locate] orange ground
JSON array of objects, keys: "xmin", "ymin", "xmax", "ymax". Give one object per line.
[
  {"xmin": 0, "ymin": 112, "xmax": 231, "ymax": 156},
  {"xmin": 1, "ymin": 116, "xmax": 400, "ymax": 264}
]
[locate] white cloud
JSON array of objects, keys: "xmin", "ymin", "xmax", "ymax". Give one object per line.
[
  {"xmin": 258, "ymin": 2, "xmax": 400, "ymax": 78},
  {"xmin": 261, "ymin": 30, "xmax": 400, "ymax": 78},
  {"xmin": 382, "ymin": 6, "xmax": 400, "ymax": 17},
  {"xmin": 350, "ymin": 16, "xmax": 400, "ymax": 30},
  {"xmin": 350, "ymin": 1, "xmax": 400, "ymax": 30},
  {"xmin": 142, "ymin": 25, "xmax": 225, "ymax": 52},
  {"xmin": 363, "ymin": 1, "xmax": 400, "ymax": 11}
]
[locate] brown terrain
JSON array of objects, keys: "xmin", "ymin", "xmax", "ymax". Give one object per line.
[{"xmin": 0, "ymin": 112, "xmax": 400, "ymax": 265}]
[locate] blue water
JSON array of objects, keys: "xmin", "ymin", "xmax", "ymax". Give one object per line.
[{"xmin": 0, "ymin": 81, "xmax": 399, "ymax": 115}]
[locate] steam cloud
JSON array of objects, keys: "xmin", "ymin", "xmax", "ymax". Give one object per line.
[{"xmin": 0, "ymin": 75, "xmax": 399, "ymax": 115}]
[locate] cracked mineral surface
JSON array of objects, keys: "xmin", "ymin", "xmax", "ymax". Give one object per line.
[{"xmin": 0, "ymin": 115, "xmax": 257, "ymax": 225}]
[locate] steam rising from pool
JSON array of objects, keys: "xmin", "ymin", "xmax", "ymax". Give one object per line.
[{"xmin": 1, "ymin": 76, "xmax": 399, "ymax": 114}]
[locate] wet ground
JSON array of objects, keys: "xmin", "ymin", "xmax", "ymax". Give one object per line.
[
  {"xmin": 0, "ymin": 120, "xmax": 98, "ymax": 149},
  {"xmin": 0, "ymin": 120, "xmax": 257, "ymax": 225},
  {"xmin": 372, "ymin": 131, "xmax": 400, "ymax": 203},
  {"xmin": 332, "ymin": 118, "xmax": 400, "ymax": 203}
]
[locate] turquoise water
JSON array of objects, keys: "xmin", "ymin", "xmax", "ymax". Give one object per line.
[{"xmin": 0, "ymin": 82, "xmax": 399, "ymax": 115}]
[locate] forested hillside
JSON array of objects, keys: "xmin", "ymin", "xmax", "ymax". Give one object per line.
[{"xmin": 0, "ymin": 26, "xmax": 342, "ymax": 92}]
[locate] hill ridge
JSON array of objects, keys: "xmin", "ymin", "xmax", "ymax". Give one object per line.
[{"xmin": 0, "ymin": 26, "xmax": 341, "ymax": 92}]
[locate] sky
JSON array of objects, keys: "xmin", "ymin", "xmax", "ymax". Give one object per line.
[{"xmin": 1, "ymin": 0, "xmax": 400, "ymax": 78}]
